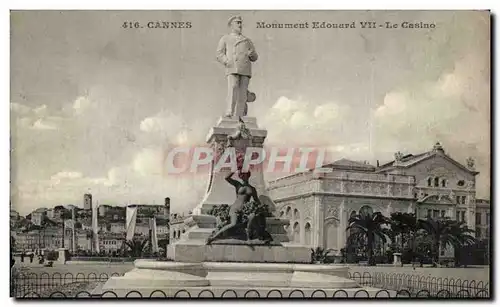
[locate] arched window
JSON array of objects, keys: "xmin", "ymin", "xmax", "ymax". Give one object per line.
[
  {"xmin": 441, "ymin": 179, "xmax": 446, "ymax": 187},
  {"xmin": 293, "ymin": 209, "xmax": 300, "ymax": 220},
  {"xmin": 286, "ymin": 207, "xmax": 292, "ymax": 219},
  {"xmin": 427, "ymin": 178, "xmax": 432, "ymax": 187},
  {"xmin": 304, "ymin": 222, "xmax": 312, "ymax": 246},
  {"xmin": 359, "ymin": 205, "xmax": 373, "ymax": 217},
  {"xmin": 293, "ymin": 222, "xmax": 300, "ymax": 243},
  {"xmin": 434, "ymin": 177, "xmax": 439, "ymax": 187}
]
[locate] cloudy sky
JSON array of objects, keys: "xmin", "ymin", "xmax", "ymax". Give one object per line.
[{"xmin": 10, "ymin": 10, "xmax": 490, "ymax": 215}]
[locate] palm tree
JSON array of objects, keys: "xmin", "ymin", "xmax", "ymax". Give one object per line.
[
  {"xmin": 124, "ymin": 237, "xmax": 149, "ymax": 258},
  {"xmin": 449, "ymin": 220, "xmax": 476, "ymax": 266},
  {"xmin": 346, "ymin": 211, "xmax": 391, "ymax": 266},
  {"xmin": 418, "ymin": 217, "xmax": 475, "ymax": 266}
]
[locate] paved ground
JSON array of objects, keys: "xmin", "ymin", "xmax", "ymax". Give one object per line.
[{"xmin": 14, "ymin": 261, "xmax": 490, "ymax": 283}]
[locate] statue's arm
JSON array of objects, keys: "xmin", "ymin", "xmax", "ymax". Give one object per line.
[
  {"xmin": 225, "ymin": 172, "xmax": 240, "ymax": 188},
  {"xmin": 248, "ymin": 40, "xmax": 258, "ymax": 62},
  {"xmin": 216, "ymin": 36, "xmax": 228, "ymax": 65}
]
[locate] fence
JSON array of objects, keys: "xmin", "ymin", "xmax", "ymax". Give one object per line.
[
  {"xmin": 12, "ymin": 271, "xmax": 123, "ymax": 298},
  {"xmin": 348, "ymin": 272, "xmax": 490, "ymax": 298},
  {"xmin": 12, "ymin": 271, "xmax": 490, "ymax": 299}
]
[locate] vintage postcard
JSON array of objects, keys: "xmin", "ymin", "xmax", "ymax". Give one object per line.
[{"xmin": 10, "ymin": 10, "xmax": 490, "ymax": 299}]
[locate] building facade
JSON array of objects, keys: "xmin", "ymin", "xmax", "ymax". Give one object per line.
[
  {"xmin": 169, "ymin": 214, "xmax": 186, "ymax": 243},
  {"xmin": 267, "ymin": 143, "xmax": 490, "ymax": 258}
]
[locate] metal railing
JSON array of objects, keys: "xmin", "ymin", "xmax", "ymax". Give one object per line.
[
  {"xmin": 12, "ymin": 271, "xmax": 490, "ymax": 299},
  {"xmin": 348, "ymin": 272, "xmax": 490, "ymax": 297}
]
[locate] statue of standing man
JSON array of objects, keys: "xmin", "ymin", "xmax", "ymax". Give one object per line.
[{"xmin": 216, "ymin": 16, "xmax": 258, "ymax": 118}]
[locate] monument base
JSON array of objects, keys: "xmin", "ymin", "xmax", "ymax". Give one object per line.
[
  {"xmin": 95, "ymin": 260, "xmax": 389, "ymax": 298},
  {"xmin": 170, "ymin": 241, "xmax": 311, "ymax": 263}
]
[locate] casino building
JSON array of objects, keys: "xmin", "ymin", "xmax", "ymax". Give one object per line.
[{"xmin": 267, "ymin": 142, "xmax": 489, "ymax": 258}]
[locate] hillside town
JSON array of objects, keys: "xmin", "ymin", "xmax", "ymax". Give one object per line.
[{"xmin": 10, "ymin": 194, "xmax": 182, "ymax": 258}]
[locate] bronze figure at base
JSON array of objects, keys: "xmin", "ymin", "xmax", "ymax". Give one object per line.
[{"xmin": 206, "ymin": 171, "xmax": 273, "ymax": 245}]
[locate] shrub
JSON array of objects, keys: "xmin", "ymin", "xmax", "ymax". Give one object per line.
[{"xmin": 311, "ymin": 247, "xmax": 334, "ymax": 264}]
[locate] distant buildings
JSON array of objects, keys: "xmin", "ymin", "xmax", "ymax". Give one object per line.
[
  {"xmin": 169, "ymin": 213, "xmax": 186, "ymax": 243},
  {"xmin": 84, "ymin": 193, "xmax": 92, "ymax": 210},
  {"xmin": 475, "ymin": 199, "xmax": 491, "ymax": 240},
  {"xmin": 31, "ymin": 208, "xmax": 48, "ymax": 226}
]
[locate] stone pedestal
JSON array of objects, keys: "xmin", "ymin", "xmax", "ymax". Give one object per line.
[
  {"xmin": 96, "ymin": 260, "xmax": 377, "ymax": 297},
  {"xmin": 57, "ymin": 248, "xmax": 69, "ymax": 264},
  {"xmin": 170, "ymin": 241, "xmax": 311, "ymax": 263},
  {"xmin": 393, "ymin": 252, "xmax": 402, "ymax": 266},
  {"xmin": 168, "ymin": 214, "xmax": 296, "ymax": 263},
  {"xmin": 192, "ymin": 116, "xmax": 273, "ymax": 215}
]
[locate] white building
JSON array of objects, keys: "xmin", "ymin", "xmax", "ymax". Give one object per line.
[{"xmin": 268, "ymin": 143, "xmax": 489, "ymax": 259}]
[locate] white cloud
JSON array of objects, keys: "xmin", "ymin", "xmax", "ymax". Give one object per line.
[
  {"xmin": 373, "ymin": 53, "xmax": 490, "ymax": 197},
  {"xmin": 73, "ymin": 96, "xmax": 94, "ymax": 115},
  {"xmin": 11, "ymin": 102, "xmax": 66, "ymax": 131},
  {"xmin": 32, "ymin": 118, "xmax": 59, "ymax": 130},
  {"xmin": 260, "ymin": 96, "xmax": 348, "ymax": 148},
  {"xmin": 10, "ymin": 102, "xmax": 32, "ymax": 115},
  {"xmin": 140, "ymin": 111, "xmax": 184, "ymax": 134},
  {"xmin": 50, "ymin": 171, "xmax": 83, "ymax": 184},
  {"xmin": 33, "ymin": 104, "xmax": 48, "ymax": 116},
  {"xmin": 132, "ymin": 148, "xmax": 164, "ymax": 176}
]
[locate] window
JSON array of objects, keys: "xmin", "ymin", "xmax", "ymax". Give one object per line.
[
  {"xmin": 441, "ymin": 210, "xmax": 446, "ymax": 218},
  {"xmin": 433, "ymin": 210, "xmax": 439, "ymax": 218},
  {"xmin": 427, "ymin": 178, "xmax": 432, "ymax": 187},
  {"xmin": 434, "ymin": 177, "xmax": 439, "ymax": 187},
  {"xmin": 414, "ymin": 193, "xmax": 418, "ymax": 199},
  {"xmin": 461, "ymin": 196, "xmax": 466, "ymax": 204},
  {"xmin": 486, "ymin": 213, "xmax": 490, "ymax": 223},
  {"xmin": 427, "ymin": 209, "xmax": 432, "ymax": 218},
  {"xmin": 457, "ymin": 180, "xmax": 465, "ymax": 187},
  {"xmin": 476, "ymin": 212, "xmax": 482, "ymax": 225},
  {"xmin": 441, "ymin": 179, "xmax": 446, "ymax": 187},
  {"xmin": 456, "ymin": 196, "xmax": 460, "ymax": 204},
  {"xmin": 475, "ymin": 227, "xmax": 481, "ymax": 238},
  {"xmin": 440, "ymin": 250, "xmax": 445, "ymax": 256},
  {"xmin": 461, "ymin": 211, "xmax": 466, "ymax": 223}
]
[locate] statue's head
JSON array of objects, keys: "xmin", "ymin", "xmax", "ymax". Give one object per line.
[
  {"xmin": 238, "ymin": 171, "xmax": 251, "ymax": 181},
  {"xmin": 228, "ymin": 16, "xmax": 243, "ymax": 34}
]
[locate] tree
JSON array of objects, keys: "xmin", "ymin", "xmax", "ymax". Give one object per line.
[
  {"xmin": 124, "ymin": 237, "xmax": 149, "ymax": 258},
  {"xmin": 449, "ymin": 220, "xmax": 476, "ymax": 266},
  {"xmin": 311, "ymin": 247, "xmax": 335, "ymax": 264},
  {"xmin": 346, "ymin": 211, "xmax": 391, "ymax": 266},
  {"xmin": 418, "ymin": 217, "xmax": 475, "ymax": 267},
  {"xmin": 389, "ymin": 212, "xmax": 419, "ymax": 264}
]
